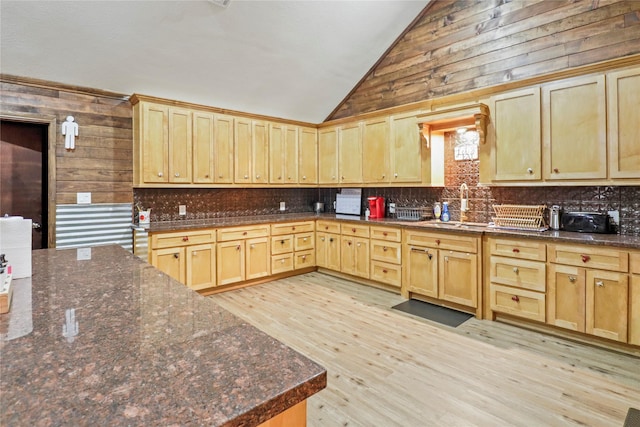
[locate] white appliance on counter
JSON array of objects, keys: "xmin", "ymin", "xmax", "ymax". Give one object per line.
[
  {"xmin": 335, "ymin": 189, "xmax": 362, "ymax": 215},
  {"xmin": 0, "ymin": 216, "xmax": 32, "ymax": 278}
]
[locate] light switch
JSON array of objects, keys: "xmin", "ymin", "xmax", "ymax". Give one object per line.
[{"xmin": 77, "ymin": 192, "xmax": 91, "ymax": 204}]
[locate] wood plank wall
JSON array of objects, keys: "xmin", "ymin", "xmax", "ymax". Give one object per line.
[
  {"xmin": 329, "ymin": 0, "xmax": 640, "ymax": 120},
  {"xmin": 0, "ymin": 80, "xmax": 133, "ymax": 204}
]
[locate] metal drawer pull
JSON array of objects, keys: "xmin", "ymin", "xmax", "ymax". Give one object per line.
[
  {"xmin": 527, "ymin": 168, "xmax": 533, "ymax": 174},
  {"xmin": 303, "ymin": 237, "xmax": 307, "ymax": 241},
  {"xmin": 183, "ymin": 236, "xmax": 189, "ymax": 242},
  {"xmin": 192, "ymin": 251, "xmax": 197, "ymax": 256},
  {"xmin": 382, "ymin": 269, "xmax": 388, "ymax": 273},
  {"xmin": 357, "ymin": 243, "xmax": 361, "ymax": 247},
  {"xmin": 596, "ymin": 281, "xmax": 604, "ymax": 287},
  {"xmin": 250, "ymin": 244, "xmax": 255, "ymax": 249},
  {"xmin": 581, "ymin": 254, "xmax": 590, "ymax": 263},
  {"xmin": 236, "ymin": 245, "xmax": 241, "ymax": 250},
  {"xmin": 436, "ymin": 239, "xmax": 441, "ymax": 245},
  {"xmin": 173, "ymin": 253, "xmax": 179, "ymax": 259},
  {"xmin": 281, "ymin": 259, "xmax": 285, "ymax": 264},
  {"xmin": 175, "ymin": 172, "xmax": 180, "ymax": 177},
  {"xmin": 281, "ymin": 240, "xmax": 285, "ymax": 245},
  {"xmin": 513, "ymin": 267, "xmax": 519, "ymax": 274},
  {"xmin": 511, "ymin": 295, "xmax": 520, "ymax": 302},
  {"xmin": 158, "ymin": 172, "xmax": 163, "ymax": 177},
  {"xmin": 569, "ymin": 276, "xmax": 576, "ymax": 283},
  {"xmin": 512, "ymin": 248, "xmax": 520, "ymax": 253},
  {"xmin": 383, "ymin": 232, "xmax": 388, "ymax": 236},
  {"xmin": 321, "ymin": 237, "xmax": 325, "ymax": 242},
  {"xmin": 329, "ymin": 238, "xmax": 334, "ymax": 243},
  {"xmin": 383, "ymin": 246, "xmax": 388, "ymax": 251},
  {"xmin": 302, "ymin": 255, "xmax": 306, "ymax": 260}
]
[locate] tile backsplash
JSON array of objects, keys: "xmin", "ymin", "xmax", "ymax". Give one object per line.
[{"xmin": 134, "ymin": 184, "xmax": 640, "ymax": 236}]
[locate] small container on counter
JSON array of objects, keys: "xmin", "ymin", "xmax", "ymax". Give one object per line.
[{"xmin": 441, "ymin": 202, "xmax": 450, "ymax": 222}]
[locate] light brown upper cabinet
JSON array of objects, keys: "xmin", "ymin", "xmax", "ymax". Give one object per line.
[
  {"xmin": 299, "ymin": 127, "xmax": 318, "ymax": 185},
  {"xmin": 168, "ymin": 108, "xmax": 193, "ymax": 184},
  {"xmin": 269, "ymin": 123, "xmax": 299, "ymax": 185},
  {"xmin": 213, "ymin": 114, "xmax": 235, "ymax": 184},
  {"xmin": 318, "ymin": 126, "xmax": 338, "ymax": 184},
  {"xmin": 362, "ymin": 117, "xmax": 390, "ymax": 184},
  {"xmin": 542, "ymin": 75, "xmax": 607, "ymax": 180},
  {"xmin": 488, "ymin": 88, "xmax": 542, "ymax": 181},
  {"xmin": 607, "ymin": 66, "xmax": 640, "ymax": 179},
  {"xmin": 339, "ymin": 122, "xmax": 363, "ymax": 184},
  {"xmin": 235, "ymin": 118, "xmax": 268, "ymax": 184},
  {"xmin": 137, "ymin": 102, "xmax": 169, "ymax": 184},
  {"xmin": 390, "ymin": 112, "xmax": 424, "ymax": 183},
  {"xmin": 192, "ymin": 111, "xmax": 215, "ymax": 184}
]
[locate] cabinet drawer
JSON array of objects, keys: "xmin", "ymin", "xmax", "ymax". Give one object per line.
[
  {"xmin": 370, "ymin": 226, "xmax": 401, "ymax": 242},
  {"xmin": 317, "ymin": 220, "xmax": 341, "ymax": 234},
  {"xmin": 151, "ymin": 229, "xmax": 216, "ymax": 249},
  {"xmin": 548, "ymin": 244, "xmax": 628, "ymax": 272},
  {"xmin": 490, "ymin": 284, "xmax": 546, "ymax": 322},
  {"xmin": 404, "ymin": 231, "xmax": 477, "ymax": 253},
  {"xmin": 490, "ymin": 256, "xmax": 546, "ymax": 292},
  {"xmin": 631, "ymin": 252, "xmax": 640, "ymax": 275},
  {"xmin": 271, "ymin": 221, "xmax": 314, "ymax": 236},
  {"xmin": 271, "ymin": 235, "xmax": 293, "ymax": 255},
  {"xmin": 370, "ymin": 240, "xmax": 401, "ymax": 264},
  {"xmin": 489, "ymin": 238, "xmax": 546, "ymax": 261},
  {"xmin": 294, "ymin": 249, "xmax": 315, "ymax": 269},
  {"xmin": 294, "ymin": 233, "xmax": 314, "ymax": 251},
  {"xmin": 217, "ymin": 225, "xmax": 269, "ymax": 241},
  {"xmin": 341, "ymin": 223, "xmax": 370, "ymax": 238},
  {"xmin": 370, "ymin": 260, "xmax": 402, "ymax": 288},
  {"xmin": 271, "ymin": 253, "xmax": 294, "ymax": 274}
]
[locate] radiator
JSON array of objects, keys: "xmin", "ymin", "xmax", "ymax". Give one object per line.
[{"xmin": 55, "ymin": 203, "xmax": 133, "ymax": 251}]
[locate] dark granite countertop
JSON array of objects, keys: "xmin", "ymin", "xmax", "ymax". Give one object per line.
[
  {"xmin": 137, "ymin": 213, "xmax": 640, "ymax": 249},
  {"xmin": 0, "ymin": 245, "xmax": 326, "ymax": 426}
]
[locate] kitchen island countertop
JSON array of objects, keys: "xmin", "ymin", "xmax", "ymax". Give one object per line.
[{"xmin": 0, "ymin": 245, "xmax": 326, "ymax": 426}]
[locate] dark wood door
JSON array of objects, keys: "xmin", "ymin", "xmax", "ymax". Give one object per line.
[{"xmin": 0, "ymin": 120, "xmax": 48, "ymax": 249}]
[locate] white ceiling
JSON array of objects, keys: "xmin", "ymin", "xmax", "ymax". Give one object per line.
[{"xmin": 0, "ymin": 0, "xmax": 428, "ymax": 123}]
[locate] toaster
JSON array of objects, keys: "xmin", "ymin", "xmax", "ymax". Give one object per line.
[{"xmin": 561, "ymin": 212, "xmax": 611, "ymax": 233}]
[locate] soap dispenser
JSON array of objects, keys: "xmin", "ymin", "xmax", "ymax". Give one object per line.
[{"xmin": 441, "ymin": 202, "xmax": 450, "ymax": 222}]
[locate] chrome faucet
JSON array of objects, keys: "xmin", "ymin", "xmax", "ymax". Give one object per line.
[{"xmin": 460, "ymin": 183, "xmax": 469, "ymax": 223}]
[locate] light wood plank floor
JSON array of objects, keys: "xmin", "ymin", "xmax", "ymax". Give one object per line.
[{"xmin": 210, "ymin": 272, "xmax": 640, "ymax": 427}]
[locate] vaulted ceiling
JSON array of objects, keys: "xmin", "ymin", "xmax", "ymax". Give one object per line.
[{"xmin": 0, "ymin": 0, "xmax": 429, "ymax": 123}]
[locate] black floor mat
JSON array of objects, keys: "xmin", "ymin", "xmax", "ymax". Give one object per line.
[
  {"xmin": 625, "ymin": 408, "xmax": 640, "ymax": 427},
  {"xmin": 392, "ymin": 299, "xmax": 473, "ymax": 327}
]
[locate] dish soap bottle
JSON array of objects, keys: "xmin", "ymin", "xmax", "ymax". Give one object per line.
[
  {"xmin": 441, "ymin": 202, "xmax": 450, "ymax": 222},
  {"xmin": 433, "ymin": 202, "xmax": 441, "ymax": 221}
]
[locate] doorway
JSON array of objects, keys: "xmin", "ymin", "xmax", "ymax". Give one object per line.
[{"xmin": 0, "ymin": 120, "xmax": 49, "ymax": 249}]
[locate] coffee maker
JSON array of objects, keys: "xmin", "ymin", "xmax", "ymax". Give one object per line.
[{"xmin": 367, "ymin": 196, "xmax": 385, "ymax": 219}]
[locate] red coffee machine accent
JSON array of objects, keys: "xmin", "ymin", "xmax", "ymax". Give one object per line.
[{"xmin": 367, "ymin": 196, "xmax": 385, "ymax": 219}]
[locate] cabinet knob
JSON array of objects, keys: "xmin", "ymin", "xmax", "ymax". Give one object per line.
[
  {"xmin": 292, "ymin": 227, "xmax": 296, "ymax": 231},
  {"xmin": 383, "ymin": 269, "xmax": 388, "ymax": 274},
  {"xmin": 219, "ymin": 175, "xmax": 223, "ymax": 178},
  {"xmin": 357, "ymin": 243, "xmax": 361, "ymax": 247},
  {"xmin": 192, "ymin": 251, "xmax": 197, "ymax": 256},
  {"xmin": 250, "ymin": 244, "xmax": 255, "ymax": 249},
  {"xmin": 394, "ymin": 173, "xmax": 398, "ymax": 178},
  {"xmin": 444, "ymin": 256, "xmax": 449, "ymax": 262},
  {"xmin": 175, "ymin": 172, "xmax": 180, "ymax": 177},
  {"xmin": 281, "ymin": 258, "xmax": 285, "ymax": 264},
  {"xmin": 581, "ymin": 254, "xmax": 590, "ymax": 263},
  {"xmin": 383, "ymin": 246, "xmax": 388, "ymax": 251},
  {"xmin": 158, "ymin": 172, "xmax": 163, "ymax": 177},
  {"xmin": 205, "ymin": 174, "xmax": 209, "ymax": 178},
  {"xmin": 527, "ymin": 168, "xmax": 533, "ymax": 174},
  {"xmin": 512, "ymin": 248, "xmax": 520, "ymax": 253},
  {"xmin": 383, "ymin": 232, "xmax": 388, "ymax": 236},
  {"xmin": 511, "ymin": 295, "xmax": 520, "ymax": 302},
  {"xmin": 256, "ymin": 174, "xmax": 260, "ymax": 179},
  {"xmin": 302, "ymin": 176, "xmax": 307, "ymax": 180},
  {"xmin": 243, "ymin": 232, "xmax": 248, "ymax": 236},
  {"xmin": 341, "ymin": 176, "xmax": 345, "ymax": 180},
  {"xmin": 173, "ymin": 253, "xmax": 179, "ymax": 259},
  {"xmin": 278, "ymin": 176, "xmax": 282, "ymax": 180},
  {"xmin": 381, "ymin": 174, "xmax": 385, "ymax": 179},
  {"xmin": 569, "ymin": 276, "xmax": 576, "ymax": 282},
  {"xmin": 348, "ymin": 241, "xmax": 352, "ymax": 246},
  {"xmin": 436, "ymin": 239, "xmax": 441, "ymax": 245},
  {"xmin": 303, "ymin": 237, "xmax": 307, "ymax": 241},
  {"xmin": 553, "ymin": 168, "xmax": 559, "ymax": 173},
  {"xmin": 321, "ymin": 237, "xmax": 325, "ymax": 241},
  {"xmin": 302, "ymin": 255, "xmax": 306, "ymax": 260},
  {"xmin": 236, "ymin": 245, "xmax": 241, "ymax": 250},
  {"xmin": 332, "ymin": 176, "xmax": 336, "ymax": 180},
  {"xmin": 281, "ymin": 240, "xmax": 285, "ymax": 245},
  {"xmin": 513, "ymin": 267, "xmax": 519, "ymax": 274},
  {"xmin": 325, "ymin": 226, "xmax": 329, "ymax": 230},
  {"xmin": 182, "ymin": 236, "xmax": 189, "ymax": 242},
  {"xmin": 244, "ymin": 175, "xmax": 249, "ymax": 179},
  {"xmin": 329, "ymin": 238, "xmax": 334, "ymax": 243},
  {"xmin": 352, "ymin": 228, "xmax": 356, "ymax": 233},
  {"xmin": 596, "ymin": 280, "xmax": 604, "ymax": 287}
]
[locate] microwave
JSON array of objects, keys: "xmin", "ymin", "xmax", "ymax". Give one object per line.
[{"xmin": 561, "ymin": 212, "xmax": 611, "ymax": 234}]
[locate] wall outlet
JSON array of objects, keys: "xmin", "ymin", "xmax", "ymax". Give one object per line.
[
  {"xmin": 279, "ymin": 201, "xmax": 286, "ymax": 211},
  {"xmin": 179, "ymin": 205, "xmax": 186, "ymax": 216},
  {"xmin": 389, "ymin": 203, "xmax": 396, "ymax": 214},
  {"xmin": 77, "ymin": 192, "xmax": 91, "ymax": 204}
]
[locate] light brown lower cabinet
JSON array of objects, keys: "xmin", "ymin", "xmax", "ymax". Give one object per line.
[
  {"xmin": 217, "ymin": 225, "xmax": 271, "ymax": 286},
  {"xmin": 316, "ymin": 231, "xmax": 341, "ymax": 271},
  {"xmin": 341, "ymin": 236, "xmax": 369, "ymax": 279}
]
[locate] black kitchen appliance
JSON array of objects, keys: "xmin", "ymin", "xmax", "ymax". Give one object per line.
[{"xmin": 561, "ymin": 212, "xmax": 612, "ymax": 233}]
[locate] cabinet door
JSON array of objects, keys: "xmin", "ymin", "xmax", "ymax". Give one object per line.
[
  {"xmin": 318, "ymin": 127, "xmax": 338, "ymax": 184},
  {"xmin": 168, "ymin": 107, "xmax": 192, "ymax": 183},
  {"xmin": 607, "ymin": 67, "xmax": 640, "ymax": 179},
  {"xmin": 542, "ymin": 75, "xmax": 606, "ymax": 180},
  {"xmin": 299, "ymin": 127, "xmax": 317, "ymax": 184},
  {"xmin": 252, "ymin": 121, "xmax": 269, "ymax": 184},
  {"xmin": 586, "ymin": 270, "xmax": 628, "ymax": 342},
  {"xmin": 362, "ymin": 117, "xmax": 389, "ymax": 184},
  {"xmin": 193, "ymin": 111, "xmax": 215, "ymax": 183},
  {"xmin": 316, "ymin": 232, "xmax": 328, "ymax": 268},
  {"xmin": 341, "ymin": 236, "xmax": 356, "ymax": 275},
  {"xmin": 142, "ymin": 103, "xmax": 169, "ymax": 183},
  {"xmin": 547, "ymin": 264, "xmax": 586, "ymax": 332},
  {"xmin": 390, "ymin": 112, "xmax": 423, "ymax": 183},
  {"xmin": 439, "ymin": 250, "xmax": 477, "ymax": 308},
  {"xmin": 214, "ymin": 114, "xmax": 234, "ymax": 184},
  {"xmin": 339, "ymin": 122, "xmax": 363, "ymax": 184},
  {"xmin": 284, "ymin": 126, "xmax": 299, "ymax": 184},
  {"xmin": 186, "ymin": 243, "xmax": 216, "ymax": 290},
  {"xmin": 234, "ymin": 118, "xmax": 252, "ymax": 183},
  {"xmin": 353, "ymin": 237, "xmax": 370, "ymax": 279},
  {"xmin": 217, "ymin": 240, "xmax": 245, "ymax": 286},
  {"xmin": 152, "ymin": 247, "xmax": 185, "ymax": 283},
  {"xmin": 246, "ymin": 237, "xmax": 270, "ymax": 280},
  {"xmin": 404, "ymin": 246, "xmax": 438, "ymax": 298},
  {"xmin": 630, "ymin": 275, "xmax": 640, "ymax": 346},
  {"xmin": 326, "ymin": 233, "xmax": 341, "ymax": 271},
  {"xmin": 269, "ymin": 123, "xmax": 285, "ymax": 184},
  {"xmin": 490, "ymin": 88, "xmax": 541, "ymax": 181}
]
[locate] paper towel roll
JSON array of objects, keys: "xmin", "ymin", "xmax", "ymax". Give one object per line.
[{"xmin": 0, "ymin": 217, "xmax": 32, "ymax": 278}]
